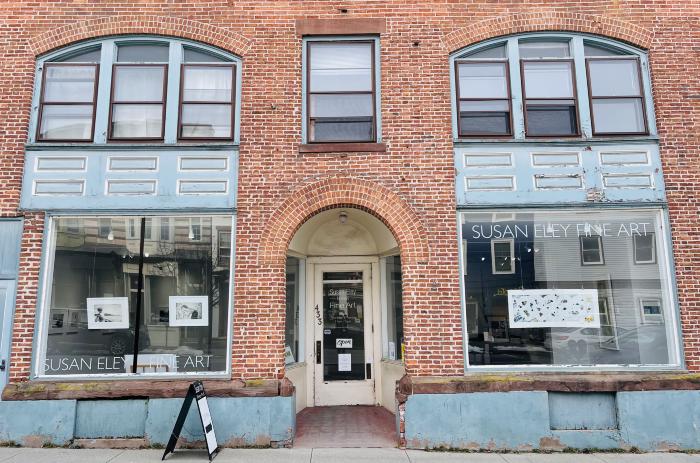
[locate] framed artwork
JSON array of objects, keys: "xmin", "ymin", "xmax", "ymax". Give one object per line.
[
  {"xmin": 169, "ymin": 296, "xmax": 209, "ymax": 327},
  {"xmin": 87, "ymin": 297, "xmax": 129, "ymax": 330}
]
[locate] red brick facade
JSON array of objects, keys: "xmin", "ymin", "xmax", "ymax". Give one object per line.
[{"xmin": 1, "ymin": 2, "xmax": 699, "ymax": 382}]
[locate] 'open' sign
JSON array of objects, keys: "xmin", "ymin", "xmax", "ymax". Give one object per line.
[{"xmin": 336, "ymin": 338, "xmax": 352, "ymax": 348}]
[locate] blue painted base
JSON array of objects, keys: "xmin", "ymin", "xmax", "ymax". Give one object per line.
[
  {"xmin": 0, "ymin": 395, "xmax": 295, "ymax": 447},
  {"xmin": 403, "ymin": 390, "xmax": 700, "ymax": 451}
]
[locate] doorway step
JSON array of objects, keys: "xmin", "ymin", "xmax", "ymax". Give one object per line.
[{"xmin": 294, "ymin": 406, "xmax": 396, "ymax": 448}]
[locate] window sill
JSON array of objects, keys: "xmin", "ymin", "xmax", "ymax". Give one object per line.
[
  {"xmin": 2, "ymin": 378, "xmax": 293, "ymax": 400},
  {"xmin": 299, "ymin": 142, "xmax": 386, "ymax": 154}
]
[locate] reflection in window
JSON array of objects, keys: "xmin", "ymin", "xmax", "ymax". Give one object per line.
[
  {"xmin": 307, "ymin": 41, "xmax": 375, "ymax": 142},
  {"xmin": 460, "ymin": 209, "xmax": 678, "ymax": 367},
  {"xmin": 580, "ymin": 235, "xmax": 604, "ymax": 265},
  {"xmin": 634, "ymin": 233, "xmax": 656, "ymax": 264},
  {"xmin": 384, "ymin": 256, "xmax": 404, "ymax": 361},
  {"xmin": 42, "ymin": 215, "xmax": 232, "ymax": 376},
  {"xmin": 491, "ymin": 239, "xmax": 514, "ymax": 274},
  {"xmin": 285, "ymin": 257, "xmax": 301, "ymax": 364}
]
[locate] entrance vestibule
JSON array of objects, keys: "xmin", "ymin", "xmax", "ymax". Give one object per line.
[{"xmin": 284, "ymin": 208, "xmax": 406, "ymax": 414}]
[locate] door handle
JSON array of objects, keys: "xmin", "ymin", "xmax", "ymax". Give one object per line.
[
  {"xmin": 0, "ymin": 360, "xmax": 5, "ymax": 371},
  {"xmin": 316, "ymin": 341, "xmax": 322, "ymax": 364}
]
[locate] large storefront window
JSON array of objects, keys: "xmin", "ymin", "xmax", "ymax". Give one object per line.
[
  {"xmin": 460, "ymin": 208, "xmax": 680, "ymax": 368},
  {"xmin": 41, "ymin": 215, "xmax": 233, "ymax": 377}
]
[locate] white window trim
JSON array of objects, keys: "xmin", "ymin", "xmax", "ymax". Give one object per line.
[
  {"xmin": 491, "ymin": 238, "xmax": 515, "ymax": 274},
  {"xmin": 633, "ymin": 232, "xmax": 656, "ymax": 264},
  {"xmin": 640, "ymin": 297, "xmax": 664, "ymax": 325}
]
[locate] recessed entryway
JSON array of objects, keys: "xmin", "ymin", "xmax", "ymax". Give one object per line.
[{"xmin": 294, "ymin": 405, "xmax": 396, "ymax": 448}]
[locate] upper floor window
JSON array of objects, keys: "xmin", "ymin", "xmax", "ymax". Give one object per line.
[
  {"xmin": 453, "ymin": 34, "xmax": 652, "ymax": 139},
  {"xmin": 33, "ymin": 37, "xmax": 240, "ymax": 144},
  {"xmin": 305, "ymin": 39, "xmax": 378, "ymax": 143}
]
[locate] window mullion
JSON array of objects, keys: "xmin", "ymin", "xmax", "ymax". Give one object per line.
[
  {"xmin": 93, "ymin": 40, "xmax": 115, "ymax": 144},
  {"xmin": 572, "ymin": 36, "xmax": 593, "ymax": 138},
  {"xmin": 164, "ymin": 42, "xmax": 182, "ymax": 144},
  {"xmin": 507, "ymin": 37, "xmax": 525, "ymax": 139}
]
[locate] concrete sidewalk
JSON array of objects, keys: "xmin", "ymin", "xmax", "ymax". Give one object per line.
[{"xmin": 0, "ymin": 448, "xmax": 699, "ymax": 463}]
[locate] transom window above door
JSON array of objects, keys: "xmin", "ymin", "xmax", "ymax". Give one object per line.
[
  {"xmin": 32, "ymin": 37, "xmax": 241, "ymax": 144},
  {"xmin": 453, "ymin": 34, "xmax": 653, "ymax": 139}
]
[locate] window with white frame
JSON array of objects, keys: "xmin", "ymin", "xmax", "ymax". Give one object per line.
[
  {"xmin": 634, "ymin": 232, "xmax": 656, "ymax": 264},
  {"xmin": 460, "ymin": 208, "xmax": 680, "ymax": 368},
  {"xmin": 39, "ymin": 215, "xmax": 233, "ymax": 377},
  {"xmin": 305, "ymin": 39, "xmax": 378, "ymax": 143},
  {"xmin": 33, "ymin": 38, "xmax": 239, "ymax": 143},
  {"xmin": 453, "ymin": 34, "xmax": 651, "ymax": 138},
  {"xmin": 491, "ymin": 239, "xmax": 515, "ymax": 274},
  {"xmin": 580, "ymin": 235, "xmax": 604, "ymax": 265}
]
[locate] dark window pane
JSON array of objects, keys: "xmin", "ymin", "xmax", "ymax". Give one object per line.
[
  {"xmin": 39, "ymin": 105, "xmax": 93, "ymax": 140},
  {"xmin": 117, "ymin": 44, "xmax": 169, "ymax": 62},
  {"xmin": 182, "ymin": 66, "xmax": 233, "ymax": 102},
  {"xmin": 113, "ymin": 66, "xmax": 165, "ymax": 102},
  {"xmin": 584, "ymin": 43, "xmax": 627, "ymax": 57},
  {"xmin": 592, "ymin": 98, "xmax": 645, "ymax": 134},
  {"xmin": 458, "ymin": 62, "xmax": 508, "ymax": 99},
  {"xmin": 384, "ymin": 256, "xmax": 403, "ymax": 361},
  {"xmin": 459, "ymin": 100, "xmax": 510, "ymax": 135},
  {"xmin": 526, "ymin": 104, "xmax": 577, "ymax": 136},
  {"xmin": 181, "ymin": 104, "xmax": 232, "ymax": 138},
  {"xmin": 58, "ymin": 48, "xmax": 102, "ymax": 63},
  {"xmin": 310, "ymin": 119, "xmax": 373, "ymax": 142},
  {"xmin": 111, "ymin": 104, "xmax": 163, "ymax": 138},
  {"xmin": 285, "ymin": 257, "xmax": 300, "ymax": 364}
]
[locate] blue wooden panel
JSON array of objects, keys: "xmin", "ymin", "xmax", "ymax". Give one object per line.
[
  {"xmin": 455, "ymin": 142, "xmax": 665, "ymax": 205},
  {"xmin": 21, "ymin": 149, "xmax": 238, "ymax": 211},
  {"xmin": 549, "ymin": 392, "xmax": 617, "ymax": 430},
  {"xmin": 0, "ymin": 220, "xmax": 23, "ymax": 279}
]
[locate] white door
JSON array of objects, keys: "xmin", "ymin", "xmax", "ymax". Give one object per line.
[
  {"xmin": 314, "ymin": 264, "xmax": 375, "ymax": 406},
  {"xmin": 0, "ymin": 280, "xmax": 15, "ymax": 397}
]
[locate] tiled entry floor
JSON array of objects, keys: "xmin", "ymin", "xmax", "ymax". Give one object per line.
[{"xmin": 294, "ymin": 405, "xmax": 397, "ymax": 448}]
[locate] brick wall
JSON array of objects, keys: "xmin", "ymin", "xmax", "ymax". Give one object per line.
[{"xmin": 1, "ymin": 2, "xmax": 698, "ymax": 380}]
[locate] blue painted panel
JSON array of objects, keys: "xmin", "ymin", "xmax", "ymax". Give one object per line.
[
  {"xmin": 21, "ymin": 149, "xmax": 238, "ymax": 211},
  {"xmin": 551, "ymin": 430, "xmax": 622, "ymax": 449},
  {"xmin": 0, "ymin": 400, "xmax": 76, "ymax": 446},
  {"xmin": 455, "ymin": 142, "xmax": 665, "ymax": 206},
  {"xmin": 404, "ymin": 392, "xmax": 550, "ymax": 449},
  {"xmin": 0, "ymin": 220, "xmax": 22, "ymax": 279},
  {"xmin": 548, "ymin": 392, "xmax": 617, "ymax": 430},
  {"xmin": 617, "ymin": 390, "xmax": 700, "ymax": 451},
  {"xmin": 75, "ymin": 400, "xmax": 147, "ymax": 438},
  {"xmin": 145, "ymin": 396, "xmax": 294, "ymax": 446}
]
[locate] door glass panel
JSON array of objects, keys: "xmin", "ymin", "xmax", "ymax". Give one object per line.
[{"xmin": 323, "ymin": 272, "xmax": 364, "ymax": 381}]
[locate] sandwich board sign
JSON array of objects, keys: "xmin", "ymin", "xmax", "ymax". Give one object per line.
[{"xmin": 162, "ymin": 381, "xmax": 219, "ymax": 461}]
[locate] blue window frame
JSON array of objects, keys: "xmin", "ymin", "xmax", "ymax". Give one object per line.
[
  {"xmin": 29, "ymin": 36, "xmax": 242, "ymax": 144},
  {"xmin": 450, "ymin": 33, "xmax": 657, "ymax": 140}
]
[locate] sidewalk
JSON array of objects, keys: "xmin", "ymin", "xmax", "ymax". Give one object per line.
[{"xmin": 0, "ymin": 448, "xmax": 698, "ymax": 463}]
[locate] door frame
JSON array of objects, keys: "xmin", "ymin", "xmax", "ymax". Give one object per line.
[
  {"xmin": 0, "ymin": 279, "xmax": 17, "ymax": 398},
  {"xmin": 304, "ymin": 256, "xmax": 382, "ymax": 407}
]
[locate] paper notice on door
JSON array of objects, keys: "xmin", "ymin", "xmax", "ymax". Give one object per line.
[{"xmin": 338, "ymin": 353, "xmax": 352, "ymax": 371}]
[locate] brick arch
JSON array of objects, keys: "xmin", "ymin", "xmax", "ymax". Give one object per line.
[
  {"xmin": 28, "ymin": 15, "xmax": 252, "ymax": 57},
  {"xmin": 258, "ymin": 177, "xmax": 430, "ymax": 266},
  {"xmin": 443, "ymin": 11, "xmax": 653, "ymax": 54}
]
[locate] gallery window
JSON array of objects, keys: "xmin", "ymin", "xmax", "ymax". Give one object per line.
[
  {"xmin": 383, "ymin": 255, "xmax": 404, "ymax": 361},
  {"xmin": 39, "ymin": 215, "xmax": 233, "ymax": 377},
  {"xmin": 305, "ymin": 39, "xmax": 377, "ymax": 143},
  {"xmin": 459, "ymin": 208, "xmax": 680, "ymax": 368},
  {"xmin": 32, "ymin": 37, "xmax": 240, "ymax": 144},
  {"xmin": 452, "ymin": 34, "xmax": 652, "ymax": 139}
]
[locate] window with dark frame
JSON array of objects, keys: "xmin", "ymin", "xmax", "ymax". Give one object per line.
[
  {"xmin": 520, "ymin": 41, "xmax": 579, "ymax": 137},
  {"xmin": 109, "ymin": 63, "xmax": 167, "ymax": 140},
  {"xmin": 37, "ymin": 63, "xmax": 99, "ymax": 141},
  {"xmin": 586, "ymin": 56, "xmax": 647, "ymax": 135},
  {"xmin": 580, "ymin": 235, "xmax": 604, "ymax": 265},
  {"xmin": 307, "ymin": 41, "xmax": 376, "ymax": 143},
  {"xmin": 491, "ymin": 239, "xmax": 515, "ymax": 274},
  {"xmin": 634, "ymin": 232, "xmax": 656, "ymax": 264},
  {"xmin": 179, "ymin": 63, "xmax": 235, "ymax": 140},
  {"xmin": 456, "ymin": 44, "xmax": 512, "ymax": 137}
]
